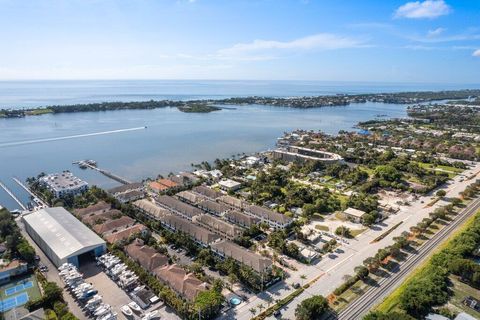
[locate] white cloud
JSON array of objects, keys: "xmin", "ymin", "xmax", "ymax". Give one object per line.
[
  {"xmin": 394, "ymin": 0, "xmax": 451, "ymax": 19},
  {"xmin": 427, "ymin": 27, "xmax": 446, "ymax": 37},
  {"xmin": 473, "ymin": 49, "xmax": 480, "ymax": 57},
  {"xmin": 217, "ymin": 33, "xmax": 366, "ymax": 60}
]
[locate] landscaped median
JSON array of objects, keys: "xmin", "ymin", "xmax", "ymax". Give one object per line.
[{"xmin": 252, "ymin": 287, "xmax": 305, "ymax": 320}]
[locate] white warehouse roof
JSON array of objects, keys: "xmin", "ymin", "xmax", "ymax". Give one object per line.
[{"xmin": 23, "ymin": 207, "xmax": 106, "ymax": 261}]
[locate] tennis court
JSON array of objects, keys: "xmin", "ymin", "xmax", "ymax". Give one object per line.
[
  {"xmin": 4, "ymin": 281, "xmax": 33, "ymax": 296},
  {"xmin": 0, "ymin": 292, "xmax": 29, "ymax": 312}
]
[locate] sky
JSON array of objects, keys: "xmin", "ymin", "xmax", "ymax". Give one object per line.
[{"xmin": 0, "ymin": 0, "xmax": 479, "ymax": 83}]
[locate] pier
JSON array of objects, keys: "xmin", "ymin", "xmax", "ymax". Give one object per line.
[
  {"xmin": 0, "ymin": 180, "xmax": 27, "ymax": 211},
  {"xmin": 74, "ymin": 160, "xmax": 131, "ymax": 185},
  {"xmin": 12, "ymin": 177, "xmax": 48, "ymax": 208}
]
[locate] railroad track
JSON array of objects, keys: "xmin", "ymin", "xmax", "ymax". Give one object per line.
[{"xmin": 336, "ymin": 197, "xmax": 480, "ymax": 320}]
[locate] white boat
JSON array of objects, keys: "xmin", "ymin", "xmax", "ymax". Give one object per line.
[
  {"xmin": 121, "ymin": 305, "xmax": 133, "ymax": 317},
  {"xmin": 141, "ymin": 310, "xmax": 160, "ymax": 320},
  {"xmin": 98, "ymin": 312, "xmax": 117, "ymax": 320},
  {"xmin": 85, "ymin": 295, "xmax": 102, "ymax": 310},
  {"xmin": 94, "ymin": 304, "xmax": 111, "ymax": 317},
  {"xmin": 128, "ymin": 302, "xmax": 142, "ymax": 314}
]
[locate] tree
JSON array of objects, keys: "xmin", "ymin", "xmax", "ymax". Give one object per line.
[
  {"xmin": 354, "ymin": 266, "xmax": 369, "ymax": 280},
  {"xmin": 42, "ymin": 282, "xmax": 64, "ymax": 309},
  {"xmin": 295, "ymin": 295, "xmax": 329, "ymax": 320},
  {"xmin": 436, "ymin": 190, "xmax": 446, "ymax": 197},
  {"xmin": 194, "ymin": 289, "xmax": 224, "ymax": 319},
  {"xmin": 300, "ymin": 274, "xmax": 307, "ymax": 286},
  {"xmin": 362, "ymin": 213, "xmax": 376, "ymax": 226},
  {"xmin": 249, "ymin": 308, "xmax": 257, "ymax": 316},
  {"xmin": 335, "ymin": 226, "xmax": 352, "ymax": 238}
]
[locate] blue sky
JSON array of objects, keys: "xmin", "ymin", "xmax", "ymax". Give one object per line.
[{"xmin": 0, "ymin": 0, "xmax": 479, "ymax": 82}]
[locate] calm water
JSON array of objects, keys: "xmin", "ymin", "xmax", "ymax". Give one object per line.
[
  {"xmin": 1, "ymin": 102, "xmax": 407, "ymax": 210},
  {"xmin": 2, "ymin": 80, "xmax": 476, "ymax": 210}
]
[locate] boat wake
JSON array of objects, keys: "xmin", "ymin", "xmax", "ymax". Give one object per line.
[{"xmin": 0, "ymin": 126, "xmax": 146, "ymax": 148}]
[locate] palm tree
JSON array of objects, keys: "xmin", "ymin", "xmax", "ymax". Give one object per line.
[
  {"xmin": 300, "ymin": 274, "xmax": 307, "ymax": 286},
  {"xmin": 249, "ymin": 308, "xmax": 257, "ymax": 316},
  {"xmin": 258, "ymin": 304, "xmax": 264, "ymax": 312},
  {"xmin": 265, "ymin": 295, "xmax": 273, "ymax": 308}
]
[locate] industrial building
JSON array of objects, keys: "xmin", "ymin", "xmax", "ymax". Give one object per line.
[{"xmin": 22, "ymin": 207, "xmax": 106, "ymax": 267}]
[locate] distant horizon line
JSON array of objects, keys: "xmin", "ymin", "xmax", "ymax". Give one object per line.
[{"xmin": 0, "ymin": 79, "xmax": 479, "ymax": 86}]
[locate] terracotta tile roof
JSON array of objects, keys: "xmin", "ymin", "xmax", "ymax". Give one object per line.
[
  {"xmin": 126, "ymin": 239, "xmax": 168, "ymax": 272},
  {"xmin": 93, "ymin": 216, "xmax": 135, "ymax": 235},
  {"xmin": 105, "ymin": 224, "xmax": 147, "ymax": 244},
  {"xmin": 149, "ymin": 181, "xmax": 169, "ymax": 192},
  {"xmin": 158, "ymin": 179, "xmax": 179, "ymax": 188},
  {"xmin": 74, "ymin": 201, "xmax": 111, "ymax": 217},
  {"xmin": 82, "ymin": 209, "xmax": 122, "ymax": 225},
  {"xmin": 153, "ymin": 264, "xmax": 208, "ymax": 301}
]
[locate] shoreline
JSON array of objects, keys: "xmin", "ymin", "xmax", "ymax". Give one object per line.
[{"xmin": 1, "ymin": 88, "xmax": 478, "ymax": 119}]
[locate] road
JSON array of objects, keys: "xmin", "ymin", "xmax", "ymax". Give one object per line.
[
  {"xmin": 338, "ymin": 196, "xmax": 480, "ymax": 319},
  {"xmin": 226, "ymin": 163, "xmax": 480, "ymax": 320}
]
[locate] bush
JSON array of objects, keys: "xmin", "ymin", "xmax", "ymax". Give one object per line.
[{"xmin": 294, "ymin": 295, "xmax": 329, "ymax": 320}]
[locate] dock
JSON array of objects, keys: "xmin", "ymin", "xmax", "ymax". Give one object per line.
[
  {"xmin": 74, "ymin": 160, "xmax": 131, "ymax": 185},
  {"xmin": 12, "ymin": 177, "xmax": 48, "ymax": 208},
  {"xmin": 0, "ymin": 179, "xmax": 27, "ymax": 211}
]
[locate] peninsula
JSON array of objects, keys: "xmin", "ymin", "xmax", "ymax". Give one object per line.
[{"xmin": 1, "ymin": 89, "xmax": 479, "ymax": 119}]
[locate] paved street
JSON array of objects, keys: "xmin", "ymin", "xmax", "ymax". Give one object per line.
[{"xmin": 224, "ymin": 163, "xmax": 480, "ymax": 320}]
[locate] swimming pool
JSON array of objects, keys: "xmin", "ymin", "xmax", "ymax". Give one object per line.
[
  {"xmin": 4, "ymin": 281, "xmax": 33, "ymax": 296},
  {"xmin": 229, "ymin": 297, "xmax": 242, "ymax": 306},
  {"xmin": 0, "ymin": 292, "xmax": 29, "ymax": 312}
]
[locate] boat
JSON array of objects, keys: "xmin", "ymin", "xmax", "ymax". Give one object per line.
[
  {"xmin": 141, "ymin": 310, "xmax": 160, "ymax": 320},
  {"xmin": 121, "ymin": 305, "xmax": 133, "ymax": 317},
  {"xmin": 98, "ymin": 312, "xmax": 117, "ymax": 320},
  {"xmin": 94, "ymin": 304, "xmax": 111, "ymax": 317},
  {"xmin": 128, "ymin": 301, "xmax": 142, "ymax": 314}
]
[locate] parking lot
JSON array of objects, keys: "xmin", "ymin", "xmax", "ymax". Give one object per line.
[{"xmin": 80, "ymin": 262, "xmax": 131, "ymax": 320}]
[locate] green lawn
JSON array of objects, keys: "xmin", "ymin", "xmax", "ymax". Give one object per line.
[
  {"xmin": 314, "ymin": 224, "xmax": 329, "ymax": 231},
  {"xmin": 350, "ymin": 228, "xmax": 367, "ymax": 237},
  {"xmin": 449, "ymin": 276, "xmax": 480, "ymax": 318},
  {"xmin": 376, "ymin": 210, "xmax": 479, "ymax": 313}
]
